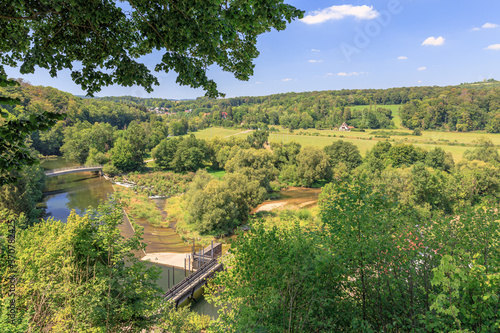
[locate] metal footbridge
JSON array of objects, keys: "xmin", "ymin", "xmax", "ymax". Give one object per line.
[
  {"xmin": 164, "ymin": 243, "xmax": 223, "ymax": 307},
  {"xmin": 44, "ymin": 165, "xmax": 103, "ymax": 177}
]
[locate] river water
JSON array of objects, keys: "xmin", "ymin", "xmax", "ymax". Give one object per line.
[
  {"xmin": 40, "ymin": 158, "xmax": 322, "ymax": 319},
  {"xmin": 40, "ymin": 157, "xmax": 217, "ymax": 317}
]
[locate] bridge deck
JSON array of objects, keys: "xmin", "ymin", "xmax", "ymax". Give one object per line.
[
  {"xmin": 45, "ymin": 165, "xmax": 103, "ymax": 177},
  {"xmin": 164, "ymin": 258, "xmax": 222, "ymax": 306}
]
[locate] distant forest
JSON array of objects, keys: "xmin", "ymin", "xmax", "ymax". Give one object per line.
[
  {"xmin": 1, "ymin": 79, "xmax": 500, "ymax": 160},
  {"xmin": 100, "ymin": 79, "xmax": 500, "ymax": 133}
]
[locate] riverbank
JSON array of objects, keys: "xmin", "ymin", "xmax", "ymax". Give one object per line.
[
  {"xmin": 113, "ymin": 185, "xmax": 197, "ymax": 254},
  {"xmin": 111, "ymin": 171, "xmax": 323, "ymax": 268},
  {"xmin": 39, "ymin": 158, "xmax": 219, "ymax": 318},
  {"xmin": 251, "ymin": 186, "xmax": 321, "ymax": 213}
]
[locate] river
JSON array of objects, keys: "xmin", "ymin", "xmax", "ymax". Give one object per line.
[
  {"xmin": 40, "ymin": 158, "xmax": 322, "ymax": 319},
  {"xmin": 40, "ymin": 157, "xmax": 217, "ymax": 318}
]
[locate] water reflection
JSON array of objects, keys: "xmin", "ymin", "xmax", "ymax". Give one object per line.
[
  {"xmin": 142, "ymin": 261, "xmax": 220, "ymax": 318},
  {"xmin": 190, "ymin": 295, "xmax": 219, "ymax": 319},
  {"xmin": 40, "ymin": 158, "xmax": 219, "ymax": 318},
  {"xmin": 42, "ymin": 173, "xmax": 113, "ymax": 222}
]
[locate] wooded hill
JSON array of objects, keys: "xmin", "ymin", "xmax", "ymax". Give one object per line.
[
  {"xmin": 100, "ymin": 79, "xmax": 500, "ymax": 132},
  {"xmin": 0, "ymin": 80, "xmax": 149, "ymax": 156},
  {"xmin": 2, "ymin": 79, "xmax": 500, "ymax": 160}
]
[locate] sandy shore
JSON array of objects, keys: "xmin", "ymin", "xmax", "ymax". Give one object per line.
[
  {"xmin": 254, "ymin": 201, "xmax": 287, "ymax": 213},
  {"xmin": 142, "ymin": 252, "xmax": 192, "ymax": 269}
]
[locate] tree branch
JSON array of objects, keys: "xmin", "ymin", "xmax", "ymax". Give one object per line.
[
  {"xmin": 0, "ymin": 11, "xmax": 53, "ymax": 21},
  {"xmin": 128, "ymin": 0, "xmax": 170, "ymax": 50}
]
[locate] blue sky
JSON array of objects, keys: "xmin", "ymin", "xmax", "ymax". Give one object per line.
[{"xmin": 5, "ymin": 0, "xmax": 500, "ymax": 99}]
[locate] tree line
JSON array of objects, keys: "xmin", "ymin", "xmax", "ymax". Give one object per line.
[
  {"xmin": 207, "ymin": 180, "xmax": 500, "ymax": 332},
  {"xmin": 150, "ymin": 131, "xmax": 499, "ymax": 237},
  {"xmin": 105, "ymin": 79, "xmax": 500, "ymax": 132}
]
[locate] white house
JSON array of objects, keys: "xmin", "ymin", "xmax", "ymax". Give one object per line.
[{"xmin": 339, "ymin": 122, "xmax": 350, "ymax": 131}]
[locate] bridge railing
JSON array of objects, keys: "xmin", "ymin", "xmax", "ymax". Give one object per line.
[
  {"xmin": 163, "ymin": 259, "xmax": 219, "ymax": 300},
  {"xmin": 44, "ymin": 165, "xmax": 103, "ymax": 175}
]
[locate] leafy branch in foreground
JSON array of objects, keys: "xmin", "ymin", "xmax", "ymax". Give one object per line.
[
  {"xmin": 1, "ymin": 1, "xmax": 303, "ymax": 98},
  {"xmin": 0, "ymin": 108, "xmax": 64, "ymax": 185}
]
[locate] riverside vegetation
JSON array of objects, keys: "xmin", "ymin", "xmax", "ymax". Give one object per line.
[
  {"xmin": 2, "ymin": 82, "xmax": 500, "ymax": 331},
  {"xmin": 6, "ymin": 2, "xmax": 498, "ymax": 330}
]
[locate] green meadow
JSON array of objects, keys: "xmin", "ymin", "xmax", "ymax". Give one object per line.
[
  {"xmin": 187, "ymin": 105, "xmax": 500, "ymax": 163},
  {"xmin": 191, "ymin": 125, "xmax": 500, "ymax": 163},
  {"xmin": 185, "ymin": 127, "xmax": 248, "ymax": 140}
]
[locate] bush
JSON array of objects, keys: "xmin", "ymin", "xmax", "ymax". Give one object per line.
[
  {"xmin": 158, "ymin": 302, "xmax": 211, "ymax": 332},
  {"xmin": 103, "ymin": 162, "xmax": 120, "ymax": 176},
  {"xmin": 296, "ymin": 209, "xmax": 312, "ymax": 221},
  {"xmin": 184, "ymin": 170, "xmax": 266, "ymax": 235}
]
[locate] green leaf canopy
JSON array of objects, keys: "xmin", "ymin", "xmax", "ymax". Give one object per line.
[{"xmin": 0, "ymin": 0, "xmax": 303, "ymax": 98}]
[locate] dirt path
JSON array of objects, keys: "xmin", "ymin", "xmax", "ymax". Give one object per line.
[{"xmin": 223, "ymin": 129, "xmax": 252, "ymax": 138}]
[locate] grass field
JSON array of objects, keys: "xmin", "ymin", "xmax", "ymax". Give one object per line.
[
  {"xmin": 269, "ymin": 132, "xmax": 378, "ymax": 156},
  {"xmin": 208, "ymin": 169, "xmax": 226, "ymax": 179},
  {"xmin": 271, "ymin": 126, "xmax": 500, "ymax": 144},
  {"xmin": 186, "ymin": 127, "xmax": 249, "ymax": 140},
  {"xmin": 390, "ymin": 105, "xmax": 402, "ymax": 128},
  {"xmin": 185, "ymin": 105, "xmax": 500, "ymax": 163},
  {"xmin": 189, "ymin": 125, "xmax": 500, "ymax": 162}
]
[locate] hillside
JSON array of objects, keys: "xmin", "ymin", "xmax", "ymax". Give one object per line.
[
  {"xmin": 98, "ymin": 80, "xmax": 500, "ymax": 133},
  {"xmin": 0, "ymin": 81, "xmax": 149, "ymax": 156}
]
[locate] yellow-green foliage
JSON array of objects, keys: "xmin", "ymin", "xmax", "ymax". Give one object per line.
[
  {"xmin": 158, "ymin": 302, "xmax": 211, "ymax": 332},
  {"xmin": 117, "ymin": 171, "xmax": 194, "ymax": 197},
  {"xmin": 166, "ymin": 195, "xmax": 222, "ymax": 245},
  {"xmin": 5, "ymin": 203, "xmax": 162, "ymax": 332},
  {"xmin": 251, "ymin": 207, "xmax": 320, "ymax": 230},
  {"xmin": 115, "ymin": 186, "xmax": 164, "ymax": 227}
]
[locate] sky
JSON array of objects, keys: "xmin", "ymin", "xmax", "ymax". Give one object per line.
[{"xmin": 5, "ymin": 0, "xmax": 500, "ymax": 99}]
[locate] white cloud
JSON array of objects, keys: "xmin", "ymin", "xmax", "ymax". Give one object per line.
[
  {"xmin": 301, "ymin": 5, "xmax": 379, "ymax": 24},
  {"xmin": 482, "ymin": 22, "xmax": 499, "ymax": 29},
  {"xmin": 472, "ymin": 27, "xmax": 481, "ymax": 31},
  {"xmin": 398, "ymin": 56, "xmax": 408, "ymax": 60},
  {"xmin": 337, "ymin": 72, "xmax": 364, "ymax": 77},
  {"xmin": 311, "ymin": 49, "xmax": 321, "ymax": 52},
  {"xmin": 281, "ymin": 78, "xmax": 293, "ymax": 82},
  {"xmin": 308, "ymin": 59, "xmax": 323, "ymax": 63},
  {"xmin": 418, "ymin": 80, "xmax": 422, "ymax": 83},
  {"xmin": 418, "ymin": 67, "xmax": 427, "ymax": 71},
  {"xmin": 485, "ymin": 44, "xmax": 500, "ymax": 50},
  {"xmin": 422, "ymin": 36, "xmax": 445, "ymax": 46}
]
